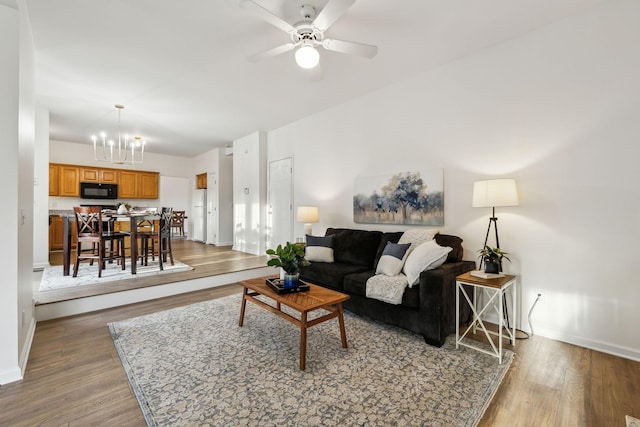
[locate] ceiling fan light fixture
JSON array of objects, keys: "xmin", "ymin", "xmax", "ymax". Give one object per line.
[{"xmin": 295, "ymin": 45, "xmax": 320, "ymax": 69}]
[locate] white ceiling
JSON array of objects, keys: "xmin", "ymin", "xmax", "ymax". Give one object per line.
[{"xmin": 25, "ymin": 0, "xmax": 604, "ymax": 158}]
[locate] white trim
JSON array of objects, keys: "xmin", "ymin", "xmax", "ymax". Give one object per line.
[
  {"xmin": 18, "ymin": 316, "xmax": 36, "ymax": 378},
  {"xmin": 35, "ymin": 267, "xmax": 273, "ymax": 321},
  {"xmin": 534, "ymin": 327, "xmax": 640, "ymax": 363}
]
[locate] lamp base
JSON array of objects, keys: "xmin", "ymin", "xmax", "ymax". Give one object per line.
[{"xmin": 304, "ymin": 223, "xmax": 313, "ymax": 236}]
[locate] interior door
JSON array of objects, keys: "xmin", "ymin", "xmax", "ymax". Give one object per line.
[
  {"xmin": 207, "ymin": 172, "xmax": 217, "ymax": 244},
  {"xmin": 267, "ymin": 158, "xmax": 293, "ymax": 250}
]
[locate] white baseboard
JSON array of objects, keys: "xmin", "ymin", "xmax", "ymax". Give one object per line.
[
  {"xmin": 534, "ymin": 327, "xmax": 640, "ymax": 362},
  {"xmin": 32, "ymin": 262, "xmax": 50, "ymax": 271},
  {"xmin": 0, "ymin": 367, "xmax": 22, "ymax": 385},
  {"xmin": 477, "ymin": 313, "xmax": 640, "ymax": 362},
  {"xmin": 19, "ymin": 317, "xmax": 36, "ymax": 377}
]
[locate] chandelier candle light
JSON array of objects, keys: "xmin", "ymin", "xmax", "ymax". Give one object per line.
[{"xmin": 92, "ymin": 104, "xmax": 146, "ymax": 165}]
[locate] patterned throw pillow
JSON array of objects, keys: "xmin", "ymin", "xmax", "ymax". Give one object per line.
[
  {"xmin": 398, "ymin": 228, "xmax": 439, "ymax": 245},
  {"xmin": 305, "ymin": 235, "xmax": 334, "ymax": 263},
  {"xmin": 403, "ymin": 240, "xmax": 452, "ymax": 287},
  {"xmin": 375, "ymin": 242, "xmax": 412, "ymax": 276}
]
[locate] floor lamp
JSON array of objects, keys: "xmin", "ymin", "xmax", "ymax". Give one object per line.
[
  {"xmin": 472, "ymin": 178, "xmax": 519, "ymax": 327},
  {"xmin": 472, "ymin": 178, "xmax": 519, "ymax": 258}
]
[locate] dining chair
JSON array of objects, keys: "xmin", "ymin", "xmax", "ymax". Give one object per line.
[
  {"xmin": 171, "ymin": 210, "xmax": 186, "ymax": 236},
  {"xmin": 72, "ymin": 206, "xmax": 127, "ymax": 278},
  {"xmin": 139, "ymin": 207, "xmax": 174, "ymax": 270}
]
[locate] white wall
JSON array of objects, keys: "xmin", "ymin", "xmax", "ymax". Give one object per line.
[
  {"xmin": 267, "ymin": 0, "xmax": 640, "ymax": 360},
  {"xmin": 0, "ymin": 0, "xmax": 36, "ymax": 385},
  {"xmin": 233, "ymin": 131, "xmax": 267, "ymax": 255},
  {"xmin": 33, "ymin": 108, "xmax": 49, "ymax": 269},
  {"xmin": 17, "ymin": 0, "xmax": 36, "ymax": 378},
  {"xmin": 192, "ymin": 146, "xmax": 234, "ymax": 244},
  {"xmin": 0, "ymin": 1, "xmax": 21, "ymax": 385}
]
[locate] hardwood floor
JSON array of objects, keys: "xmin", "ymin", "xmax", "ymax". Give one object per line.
[{"xmin": 5, "ymin": 244, "xmax": 639, "ymax": 425}]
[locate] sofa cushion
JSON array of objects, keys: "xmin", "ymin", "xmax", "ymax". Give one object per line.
[
  {"xmin": 434, "ymin": 233, "xmax": 464, "ymax": 262},
  {"xmin": 403, "ymin": 240, "xmax": 452, "ymax": 287},
  {"xmin": 305, "ymin": 234, "xmax": 334, "ymax": 263},
  {"xmin": 325, "ymin": 228, "xmax": 382, "ymax": 267},
  {"xmin": 300, "ymin": 262, "xmax": 370, "ymax": 290},
  {"xmin": 344, "ymin": 271, "xmax": 420, "ymax": 308},
  {"xmin": 375, "ymin": 242, "xmax": 411, "ymax": 276}
]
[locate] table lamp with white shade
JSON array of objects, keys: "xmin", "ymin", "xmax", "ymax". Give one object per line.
[{"xmin": 296, "ymin": 206, "xmax": 319, "ymax": 236}]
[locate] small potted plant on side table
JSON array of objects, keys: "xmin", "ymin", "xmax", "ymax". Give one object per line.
[
  {"xmin": 266, "ymin": 242, "xmax": 309, "ymax": 288},
  {"xmin": 478, "ymin": 245, "xmax": 510, "ymax": 274}
]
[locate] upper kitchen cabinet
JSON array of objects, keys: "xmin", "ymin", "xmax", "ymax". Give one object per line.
[
  {"xmin": 118, "ymin": 170, "xmax": 138, "ymax": 198},
  {"xmin": 119, "ymin": 170, "xmax": 159, "ymax": 199},
  {"xmin": 49, "ymin": 164, "xmax": 60, "ymax": 196},
  {"xmin": 138, "ymin": 172, "xmax": 159, "ymax": 199},
  {"xmin": 50, "ymin": 163, "xmax": 80, "ymax": 197},
  {"xmin": 49, "ymin": 163, "xmax": 159, "ymax": 199},
  {"xmin": 196, "ymin": 173, "xmax": 207, "ymax": 189},
  {"xmin": 80, "ymin": 167, "xmax": 118, "ymax": 184}
]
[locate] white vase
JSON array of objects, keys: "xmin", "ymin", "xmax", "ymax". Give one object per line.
[{"xmin": 117, "ymin": 204, "xmax": 127, "ymax": 214}]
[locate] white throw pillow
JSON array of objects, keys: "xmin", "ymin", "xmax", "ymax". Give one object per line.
[
  {"xmin": 402, "ymin": 240, "xmax": 452, "ymax": 287},
  {"xmin": 398, "ymin": 228, "xmax": 438, "ymax": 245},
  {"xmin": 375, "ymin": 242, "xmax": 412, "ymax": 276},
  {"xmin": 305, "ymin": 235, "xmax": 334, "ymax": 263}
]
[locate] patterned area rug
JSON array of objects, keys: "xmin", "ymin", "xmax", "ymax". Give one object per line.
[
  {"xmin": 109, "ymin": 294, "xmax": 513, "ymax": 426},
  {"xmin": 39, "ymin": 259, "xmax": 193, "ymax": 291}
]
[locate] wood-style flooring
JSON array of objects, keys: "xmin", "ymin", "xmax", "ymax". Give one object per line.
[{"xmin": 3, "ymin": 242, "xmax": 639, "ymax": 426}]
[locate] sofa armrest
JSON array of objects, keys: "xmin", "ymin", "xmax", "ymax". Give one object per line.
[{"xmin": 417, "ymin": 260, "xmax": 476, "ymax": 346}]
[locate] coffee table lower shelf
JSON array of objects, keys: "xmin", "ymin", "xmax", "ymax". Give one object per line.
[{"xmin": 238, "ymin": 277, "xmax": 350, "ymax": 371}]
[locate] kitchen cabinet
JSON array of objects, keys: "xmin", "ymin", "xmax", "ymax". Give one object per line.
[
  {"xmin": 80, "ymin": 167, "xmax": 118, "ymax": 184},
  {"xmin": 138, "ymin": 172, "xmax": 159, "ymax": 199},
  {"xmin": 196, "ymin": 173, "xmax": 207, "ymax": 189},
  {"xmin": 49, "ymin": 216, "xmax": 76, "ymax": 251},
  {"xmin": 49, "ymin": 163, "xmax": 159, "ymax": 199},
  {"xmin": 59, "ymin": 165, "xmax": 80, "ymax": 197},
  {"xmin": 118, "ymin": 170, "xmax": 159, "ymax": 199},
  {"xmin": 118, "ymin": 171, "xmax": 138, "ymax": 198},
  {"xmin": 49, "ymin": 164, "xmax": 60, "ymax": 196}
]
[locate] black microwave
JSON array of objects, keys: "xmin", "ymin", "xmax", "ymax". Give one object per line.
[{"xmin": 80, "ymin": 182, "xmax": 118, "ymax": 199}]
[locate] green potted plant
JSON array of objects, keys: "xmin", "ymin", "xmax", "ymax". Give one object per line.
[
  {"xmin": 478, "ymin": 245, "xmax": 510, "ymax": 273},
  {"xmin": 266, "ymin": 242, "xmax": 309, "ymax": 288}
]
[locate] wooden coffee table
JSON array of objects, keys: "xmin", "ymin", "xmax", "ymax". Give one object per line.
[{"xmin": 238, "ymin": 277, "xmax": 350, "ymax": 370}]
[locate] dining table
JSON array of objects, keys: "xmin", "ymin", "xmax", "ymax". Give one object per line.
[{"xmin": 62, "ymin": 211, "xmax": 162, "ymax": 276}]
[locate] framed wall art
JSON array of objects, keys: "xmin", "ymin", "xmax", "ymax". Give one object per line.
[{"xmin": 353, "ymin": 170, "xmax": 444, "ymax": 226}]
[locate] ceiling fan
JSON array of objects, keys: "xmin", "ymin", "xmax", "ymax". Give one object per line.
[{"xmin": 240, "ymin": 0, "xmax": 378, "ymax": 70}]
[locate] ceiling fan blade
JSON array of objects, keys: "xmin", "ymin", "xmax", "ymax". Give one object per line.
[
  {"xmin": 240, "ymin": 0, "xmax": 295, "ymax": 34},
  {"xmin": 313, "ymin": 0, "xmax": 356, "ymax": 32},
  {"xmin": 248, "ymin": 43, "xmax": 296, "ymax": 62},
  {"xmin": 322, "ymin": 39, "xmax": 378, "ymax": 58}
]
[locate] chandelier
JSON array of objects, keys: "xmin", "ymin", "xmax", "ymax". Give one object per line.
[{"xmin": 91, "ymin": 104, "xmax": 145, "ymax": 165}]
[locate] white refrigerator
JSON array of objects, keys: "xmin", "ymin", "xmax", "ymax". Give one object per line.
[{"xmin": 192, "ymin": 189, "xmax": 207, "ymax": 242}]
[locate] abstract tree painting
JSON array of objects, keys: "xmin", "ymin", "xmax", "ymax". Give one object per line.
[{"xmin": 353, "ymin": 170, "xmax": 444, "ymax": 225}]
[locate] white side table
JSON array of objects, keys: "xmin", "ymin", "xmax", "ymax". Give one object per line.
[{"xmin": 455, "ymin": 271, "xmax": 516, "ymax": 364}]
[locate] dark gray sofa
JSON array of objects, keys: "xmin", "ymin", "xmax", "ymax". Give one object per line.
[{"xmin": 300, "ymin": 228, "xmax": 475, "ymax": 347}]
